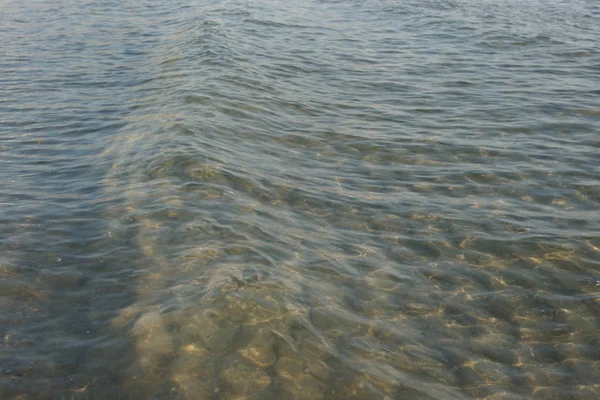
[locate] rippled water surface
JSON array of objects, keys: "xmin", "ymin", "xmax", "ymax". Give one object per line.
[{"xmin": 1, "ymin": 0, "xmax": 599, "ymax": 398}]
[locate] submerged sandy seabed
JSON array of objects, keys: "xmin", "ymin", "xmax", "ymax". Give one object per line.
[{"xmin": 95, "ymin": 119, "xmax": 600, "ymax": 400}]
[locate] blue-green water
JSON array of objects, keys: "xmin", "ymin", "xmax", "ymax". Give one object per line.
[{"xmin": 1, "ymin": 0, "xmax": 599, "ymax": 399}]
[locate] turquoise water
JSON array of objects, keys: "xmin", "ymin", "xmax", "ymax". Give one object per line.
[{"xmin": 1, "ymin": 0, "xmax": 599, "ymax": 399}]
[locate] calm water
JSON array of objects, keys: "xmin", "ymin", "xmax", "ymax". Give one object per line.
[{"xmin": 1, "ymin": 0, "xmax": 599, "ymax": 399}]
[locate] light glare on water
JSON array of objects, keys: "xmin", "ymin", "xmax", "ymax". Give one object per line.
[{"xmin": 1, "ymin": 0, "xmax": 599, "ymax": 399}]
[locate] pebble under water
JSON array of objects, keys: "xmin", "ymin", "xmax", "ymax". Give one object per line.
[{"xmin": 1, "ymin": 0, "xmax": 599, "ymax": 399}]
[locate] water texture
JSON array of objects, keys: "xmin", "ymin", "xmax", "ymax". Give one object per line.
[{"xmin": 1, "ymin": 0, "xmax": 599, "ymax": 399}]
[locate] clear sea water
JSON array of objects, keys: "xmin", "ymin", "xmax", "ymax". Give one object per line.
[{"xmin": 1, "ymin": 0, "xmax": 599, "ymax": 399}]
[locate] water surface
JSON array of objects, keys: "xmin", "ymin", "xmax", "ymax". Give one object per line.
[{"xmin": 1, "ymin": 0, "xmax": 599, "ymax": 399}]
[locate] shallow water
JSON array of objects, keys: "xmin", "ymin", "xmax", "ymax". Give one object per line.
[{"xmin": 1, "ymin": 0, "xmax": 599, "ymax": 399}]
